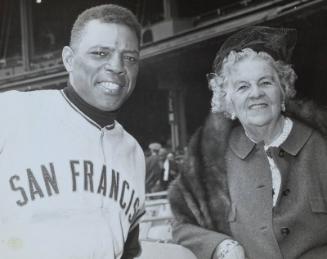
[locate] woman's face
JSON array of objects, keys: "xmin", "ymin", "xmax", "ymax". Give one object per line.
[{"xmin": 226, "ymin": 56, "xmax": 283, "ymax": 129}]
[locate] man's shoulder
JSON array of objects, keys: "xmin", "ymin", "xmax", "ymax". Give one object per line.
[
  {"xmin": 0, "ymin": 89, "xmax": 62, "ymax": 107},
  {"xmin": 114, "ymin": 121, "xmax": 144, "ymax": 154}
]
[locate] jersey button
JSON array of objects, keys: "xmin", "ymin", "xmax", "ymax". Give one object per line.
[
  {"xmin": 281, "ymin": 227, "xmax": 290, "ymax": 236},
  {"xmin": 282, "ymin": 188, "xmax": 290, "ymax": 196}
]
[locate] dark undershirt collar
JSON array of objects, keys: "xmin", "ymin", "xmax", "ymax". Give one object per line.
[{"xmin": 63, "ymin": 84, "xmax": 118, "ymax": 128}]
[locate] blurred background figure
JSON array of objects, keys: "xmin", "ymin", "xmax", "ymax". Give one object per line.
[
  {"xmin": 145, "ymin": 142, "xmax": 162, "ymax": 193},
  {"xmin": 158, "ymin": 148, "xmax": 178, "ymax": 191},
  {"xmin": 149, "ymin": 142, "xmax": 162, "ymax": 156}
]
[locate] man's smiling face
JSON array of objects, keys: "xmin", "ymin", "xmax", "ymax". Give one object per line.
[{"xmin": 63, "ymin": 19, "xmax": 139, "ymax": 111}]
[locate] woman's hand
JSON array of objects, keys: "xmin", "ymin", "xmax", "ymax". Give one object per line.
[{"xmin": 215, "ymin": 239, "xmax": 246, "ymax": 259}]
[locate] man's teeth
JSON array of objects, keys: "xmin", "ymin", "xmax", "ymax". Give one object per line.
[{"xmin": 98, "ymin": 82, "xmax": 120, "ymax": 90}]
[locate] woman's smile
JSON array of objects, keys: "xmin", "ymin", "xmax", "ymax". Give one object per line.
[
  {"xmin": 248, "ymin": 103, "xmax": 268, "ymax": 110},
  {"xmin": 228, "ymin": 56, "xmax": 283, "ymax": 129}
]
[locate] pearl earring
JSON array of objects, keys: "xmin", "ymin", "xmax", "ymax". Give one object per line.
[
  {"xmin": 281, "ymin": 102, "xmax": 286, "ymax": 112},
  {"xmin": 231, "ymin": 112, "xmax": 236, "ymax": 120}
]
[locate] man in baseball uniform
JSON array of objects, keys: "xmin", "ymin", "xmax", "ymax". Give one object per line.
[{"xmin": 0, "ymin": 4, "xmax": 145, "ymax": 259}]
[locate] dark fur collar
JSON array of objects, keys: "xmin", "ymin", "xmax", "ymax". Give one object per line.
[{"xmin": 168, "ymin": 99, "xmax": 327, "ymax": 235}]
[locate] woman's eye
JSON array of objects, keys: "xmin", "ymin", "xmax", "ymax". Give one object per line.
[
  {"xmin": 262, "ymin": 81, "xmax": 272, "ymax": 86},
  {"xmin": 237, "ymin": 85, "xmax": 248, "ymax": 91}
]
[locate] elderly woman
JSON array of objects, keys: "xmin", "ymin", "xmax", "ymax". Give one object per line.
[{"xmin": 168, "ymin": 26, "xmax": 327, "ymax": 259}]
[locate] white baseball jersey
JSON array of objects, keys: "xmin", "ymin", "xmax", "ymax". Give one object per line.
[{"xmin": 0, "ymin": 89, "xmax": 145, "ymax": 259}]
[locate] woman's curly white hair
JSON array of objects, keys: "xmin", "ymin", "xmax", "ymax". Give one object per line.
[{"xmin": 209, "ymin": 48, "xmax": 297, "ymax": 117}]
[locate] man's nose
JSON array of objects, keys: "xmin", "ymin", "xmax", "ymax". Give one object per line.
[{"xmin": 104, "ymin": 53, "xmax": 125, "ymax": 75}]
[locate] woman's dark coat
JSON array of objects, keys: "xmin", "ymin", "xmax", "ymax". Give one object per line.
[{"xmin": 168, "ymin": 100, "xmax": 327, "ymax": 259}]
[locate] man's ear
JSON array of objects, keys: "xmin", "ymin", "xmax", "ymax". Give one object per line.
[{"xmin": 62, "ymin": 46, "xmax": 74, "ymax": 72}]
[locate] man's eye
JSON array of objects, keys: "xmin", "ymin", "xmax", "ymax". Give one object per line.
[
  {"xmin": 124, "ymin": 56, "xmax": 138, "ymax": 63},
  {"xmin": 92, "ymin": 51, "xmax": 106, "ymax": 57}
]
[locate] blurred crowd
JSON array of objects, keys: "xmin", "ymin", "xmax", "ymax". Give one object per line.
[{"xmin": 144, "ymin": 142, "xmax": 187, "ymax": 193}]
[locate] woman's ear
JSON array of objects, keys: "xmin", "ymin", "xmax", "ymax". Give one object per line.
[
  {"xmin": 62, "ymin": 46, "xmax": 74, "ymax": 72},
  {"xmin": 225, "ymin": 89, "xmax": 237, "ymax": 120}
]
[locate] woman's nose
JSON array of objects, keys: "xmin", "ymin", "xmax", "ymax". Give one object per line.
[{"xmin": 249, "ymin": 84, "xmax": 264, "ymax": 98}]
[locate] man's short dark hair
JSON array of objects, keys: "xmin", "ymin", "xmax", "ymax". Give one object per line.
[{"xmin": 70, "ymin": 4, "xmax": 141, "ymax": 49}]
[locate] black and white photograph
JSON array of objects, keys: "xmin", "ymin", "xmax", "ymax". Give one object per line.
[{"xmin": 0, "ymin": 0, "xmax": 327, "ymax": 258}]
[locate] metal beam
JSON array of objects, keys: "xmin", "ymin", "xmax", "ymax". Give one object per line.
[
  {"xmin": 1, "ymin": 0, "xmax": 325, "ymax": 91},
  {"xmin": 140, "ymin": 0, "xmax": 326, "ymax": 59},
  {"xmin": 20, "ymin": 0, "xmax": 33, "ymax": 71},
  {"xmin": 0, "ymin": 70, "xmax": 68, "ymax": 92}
]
